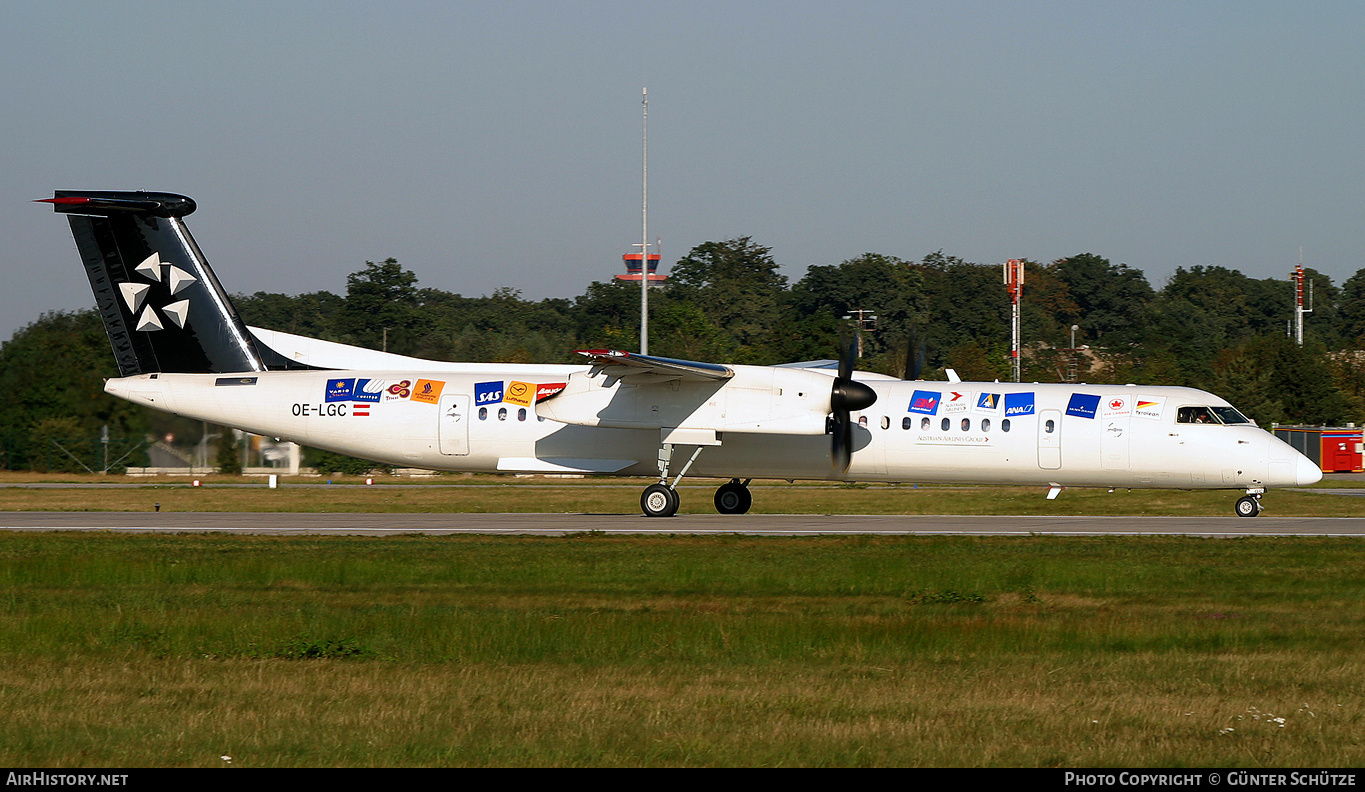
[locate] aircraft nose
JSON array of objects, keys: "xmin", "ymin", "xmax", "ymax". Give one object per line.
[{"xmin": 1297, "ymin": 454, "xmax": 1323, "ymax": 486}]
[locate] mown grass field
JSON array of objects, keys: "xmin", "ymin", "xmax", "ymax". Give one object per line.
[
  {"xmin": 0, "ymin": 470, "xmax": 1362, "ymax": 516},
  {"xmin": 3, "ymin": 530, "xmax": 1365, "ymax": 766}
]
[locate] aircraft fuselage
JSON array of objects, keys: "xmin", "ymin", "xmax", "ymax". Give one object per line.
[{"xmin": 105, "ymin": 369, "xmax": 1318, "ymax": 490}]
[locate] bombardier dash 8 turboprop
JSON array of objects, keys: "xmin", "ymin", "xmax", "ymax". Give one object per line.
[{"xmin": 41, "ymin": 190, "xmax": 1321, "ymax": 517}]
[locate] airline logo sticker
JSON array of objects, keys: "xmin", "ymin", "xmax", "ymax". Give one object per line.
[
  {"xmin": 325, "ymin": 378, "xmax": 355, "ymax": 403},
  {"xmin": 411, "ymin": 379, "xmax": 445, "ymax": 405},
  {"xmin": 942, "ymin": 391, "xmax": 972, "ymax": 414},
  {"xmin": 535, "ymin": 382, "xmax": 567, "ymax": 402},
  {"xmin": 474, "ymin": 381, "xmax": 504, "ymax": 405},
  {"xmin": 976, "ymin": 393, "xmax": 1001, "ymax": 412},
  {"xmin": 1066, "ymin": 393, "xmax": 1101, "ymax": 419},
  {"xmin": 503, "ymin": 381, "xmax": 535, "ymax": 408},
  {"xmin": 383, "ymin": 380, "xmax": 412, "ymax": 401},
  {"xmin": 1103, "ymin": 396, "xmax": 1131, "ymax": 417},
  {"xmin": 1133, "ymin": 396, "xmax": 1165, "ymax": 420},
  {"xmin": 351, "ymin": 378, "xmax": 385, "ymax": 403},
  {"xmin": 908, "ymin": 390, "xmax": 941, "ymax": 415},
  {"xmin": 1004, "ymin": 392, "xmax": 1035, "ymax": 417}
]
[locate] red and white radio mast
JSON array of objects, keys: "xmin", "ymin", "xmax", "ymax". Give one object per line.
[
  {"xmin": 1004, "ymin": 258, "xmax": 1024, "ymax": 382},
  {"xmin": 1291, "ymin": 253, "xmax": 1313, "ymax": 346}
]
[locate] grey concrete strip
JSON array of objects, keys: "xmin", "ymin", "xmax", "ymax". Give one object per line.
[{"xmin": 2, "ymin": 512, "xmax": 1365, "ymax": 537}]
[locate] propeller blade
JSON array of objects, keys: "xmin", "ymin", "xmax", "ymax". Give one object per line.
[{"xmin": 903, "ymin": 329, "xmax": 926, "ymax": 380}]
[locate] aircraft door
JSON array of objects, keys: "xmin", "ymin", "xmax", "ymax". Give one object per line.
[
  {"xmin": 1101, "ymin": 413, "xmax": 1131, "ymax": 470},
  {"xmin": 438, "ymin": 394, "xmax": 470, "ymax": 455},
  {"xmin": 1037, "ymin": 409, "xmax": 1062, "ymax": 469}
]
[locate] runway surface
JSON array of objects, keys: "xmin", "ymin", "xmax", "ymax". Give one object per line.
[{"xmin": 3, "ymin": 511, "xmax": 1365, "ymax": 537}]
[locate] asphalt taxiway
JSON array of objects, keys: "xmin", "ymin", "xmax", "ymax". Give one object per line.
[{"xmin": 2, "ymin": 511, "xmax": 1365, "ymax": 537}]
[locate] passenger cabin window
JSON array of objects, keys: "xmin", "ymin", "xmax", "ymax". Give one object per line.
[
  {"xmin": 903, "ymin": 417, "xmax": 912, "ymax": 430},
  {"xmin": 1001, "ymin": 419, "xmax": 1011, "ymax": 432},
  {"xmin": 880, "ymin": 416, "xmax": 890, "ymax": 429},
  {"xmin": 921, "ymin": 417, "xmax": 930, "ymax": 430},
  {"xmin": 518, "ymin": 408, "xmax": 527, "ymax": 422},
  {"xmin": 478, "ymin": 407, "xmax": 487, "ymax": 421},
  {"xmin": 498, "ymin": 407, "xmax": 508, "ymax": 421},
  {"xmin": 1044, "ymin": 419, "xmax": 1055, "ymax": 433},
  {"xmin": 941, "ymin": 418, "xmax": 950, "ymax": 431},
  {"xmin": 981, "ymin": 418, "xmax": 991, "ymax": 432},
  {"xmin": 961, "ymin": 418, "xmax": 970, "ymax": 431}
]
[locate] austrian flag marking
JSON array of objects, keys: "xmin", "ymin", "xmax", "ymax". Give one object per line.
[{"xmin": 353, "ymin": 404, "xmax": 370, "ymax": 417}]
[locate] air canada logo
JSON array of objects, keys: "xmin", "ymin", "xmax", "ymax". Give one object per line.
[{"xmin": 120, "ymin": 252, "xmax": 197, "ymax": 332}]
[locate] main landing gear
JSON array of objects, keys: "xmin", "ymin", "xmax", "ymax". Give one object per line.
[
  {"xmin": 1234, "ymin": 487, "xmax": 1265, "ymax": 518},
  {"xmin": 639, "ymin": 443, "xmax": 754, "ymax": 517}
]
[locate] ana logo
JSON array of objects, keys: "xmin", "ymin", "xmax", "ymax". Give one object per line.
[
  {"xmin": 977, "ymin": 393, "xmax": 1000, "ymax": 411},
  {"xmin": 1066, "ymin": 393, "xmax": 1101, "ymax": 419},
  {"xmin": 325, "ymin": 378, "xmax": 355, "ymax": 403},
  {"xmin": 474, "ymin": 381, "xmax": 504, "ymax": 405},
  {"xmin": 908, "ymin": 390, "xmax": 941, "ymax": 415},
  {"xmin": 1004, "ymin": 392, "xmax": 1035, "ymax": 416}
]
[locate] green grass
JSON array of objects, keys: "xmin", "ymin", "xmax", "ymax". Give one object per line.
[
  {"xmin": 0, "ymin": 475, "xmax": 1361, "ymax": 515},
  {"xmin": 2, "ymin": 532, "xmax": 1365, "ymax": 766}
]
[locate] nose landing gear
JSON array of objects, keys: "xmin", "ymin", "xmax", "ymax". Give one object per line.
[{"xmin": 1234, "ymin": 487, "xmax": 1265, "ymax": 518}]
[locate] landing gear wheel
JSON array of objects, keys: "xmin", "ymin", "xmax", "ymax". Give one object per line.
[
  {"xmin": 714, "ymin": 480, "xmax": 753, "ymax": 515},
  {"xmin": 1234, "ymin": 496, "xmax": 1261, "ymax": 518},
  {"xmin": 642, "ymin": 483, "xmax": 679, "ymax": 518}
]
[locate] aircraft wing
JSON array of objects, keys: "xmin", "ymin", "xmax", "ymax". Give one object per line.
[{"xmin": 574, "ymin": 349, "xmax": 734, "ymax": 382}]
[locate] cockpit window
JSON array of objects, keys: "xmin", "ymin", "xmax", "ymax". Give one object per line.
[
  {"xmin": 1210, "ymin": 406, "xmax": 1251, "ymax": 425},
  {"xmin": 1177, "ymin": 406, "xmax": 1216, "ymax": 424}
]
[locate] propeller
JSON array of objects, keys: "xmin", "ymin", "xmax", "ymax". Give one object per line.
[{"xmin": 829, "ymin": 332, "xmax": 877, "ymax": 476}]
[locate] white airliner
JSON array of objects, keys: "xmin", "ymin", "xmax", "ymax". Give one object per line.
[{"xmin": 41, "ymin": 190, "xmax": 1321, "ymax": 517}]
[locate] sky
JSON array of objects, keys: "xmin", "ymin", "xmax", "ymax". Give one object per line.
[{"xmin": 3, "ymin": 1, "xmax": 1363, "ymax": 341}]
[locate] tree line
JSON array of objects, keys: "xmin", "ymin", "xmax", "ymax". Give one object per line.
[{"xmin": 3, "ymin": 239, "xmax": 1363, "ymax": 471}]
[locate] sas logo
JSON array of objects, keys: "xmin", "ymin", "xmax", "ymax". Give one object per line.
[
  {"xmin": 908, "ymin": 390, "xmax": 941, "ymax": 415},
  {"xmin": 474, "ymin": 381, "xmax": 504, "ymax": 405},
  {"xmin": 325, "ymin": 378, "xmax": 355, "ymax": 403},
  {"xmin": 411, "ymin": 379, "xmax": 445, "ymax": 405},
  {"xmin": 503, "ymin": 381, "xmax": 535, "ymax": 408},
  {"xmin": 1004, "ymin": 392, "xmax": 1035, "ymax": 417},
  {"xmin": 1066, "ymin": 393, "xmax": 1101, "ymax": 419},
  {"xmin": 976, "ymin": 393, "xmax": 1001, "ymax": 411}
]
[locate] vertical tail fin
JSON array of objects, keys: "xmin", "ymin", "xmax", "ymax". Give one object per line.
[{"xmin": 42, "ymin": 190, "xmax": 304, "ymax": 375}]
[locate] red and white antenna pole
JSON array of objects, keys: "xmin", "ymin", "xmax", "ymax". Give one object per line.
[
  {"xmin": 1004, "ymin": 259, "xmax": 1024, "ymax": 382},
  {"xmin": 1291, "ymin": 252, "xmax": 1312, "ymax": 346}
]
